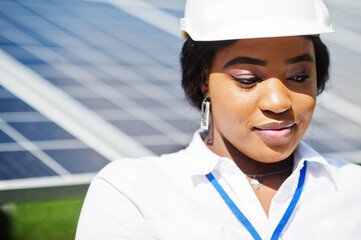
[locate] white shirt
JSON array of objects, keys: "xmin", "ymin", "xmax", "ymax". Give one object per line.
[{"xmin": 76, "ymin": 131, "xmax": 361, "ymax": 240}]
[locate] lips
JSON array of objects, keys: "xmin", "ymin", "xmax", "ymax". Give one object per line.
[{"xmin": 253, "ymin": 123, "xmax": 295, "ymax": 142}]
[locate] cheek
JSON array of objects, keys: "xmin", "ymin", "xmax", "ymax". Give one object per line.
[
  {"xmin": 208, "ymin": 74, "xmax": 257, "ymax": 125},
  {"xmin": 294, "ymin": 93, "xmax": 316, "ymax": 126},
  {"xmin": 292, "ymin": 80, "xmax": 317, "ymax": 123}
]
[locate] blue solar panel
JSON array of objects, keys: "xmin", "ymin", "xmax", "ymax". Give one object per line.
[
  {"xmin": 0, "ymin": 0, "xmax": 196, "ymax": 197},
  {"xmin": 0, "ymin": 98, "xmax": 35, "ymax": 112},
  {"xmin": 0, "ymin": 151, "xmax": 58, "ymax": 180},
  {"xmin": 44, "ymin": 149, "xmax": 110, "ymax": 174},
  {"xmin": 0, "ymin": 86, "xmax": 110, "ymax": 183},
  {"xmin": 8, "ymin": 122, "xmax": 76, "ymax": 141},
  {"xmin": 0, "ymin": 130, "xmax": 14, "ymax": 143}
]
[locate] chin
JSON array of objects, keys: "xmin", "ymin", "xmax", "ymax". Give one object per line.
[
  {"xmin": 246, "ymin": 143, "xmax": 298, "ymax": 163},
  {"xmin": 257, "ymin": 134, "xmax": 303, "ymax": 162}
]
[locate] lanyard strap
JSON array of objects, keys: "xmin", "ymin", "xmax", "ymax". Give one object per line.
[
  {"xmin": 205, "ymin": 161, "xmax": 307, "ymax": 240},
  {"xmin": 206, "ymin": 172, "xmax": 262, "ymax": 240}
]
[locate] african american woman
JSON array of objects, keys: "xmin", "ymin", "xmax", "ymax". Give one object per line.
[{"xmin": 76, "ymin": 0, "xmax": 361, "ymax": 239}]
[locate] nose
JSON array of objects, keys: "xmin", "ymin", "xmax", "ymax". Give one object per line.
[{"xmin": 259, "ymin": 78, "xmax": 292, "ymax": 114}]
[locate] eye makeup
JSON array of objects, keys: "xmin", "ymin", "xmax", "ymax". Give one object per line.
[
  {"xmin": 229, "ymin": 73, "xmax": 261, "ymax": 85},
  {"xmin": 286, "ymin": 65, "xmax": 313, "ymax": 83}
]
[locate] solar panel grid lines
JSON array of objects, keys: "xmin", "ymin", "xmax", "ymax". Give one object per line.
[
  {"xmin": 0, "ymin": 87, "xmax": 109, "ymax": 150},
  {"xmin": 20, "ymin": 0, "xmax": 191, "ymax": 146},
  {"xmin": 303, "ymin": 104, "xmax": 361, "ymax": 156},
  {"xmin": 0, "ymin": 49, "xmax": 154, "ymax": 159},
  {"xmin": 0, "ymin": 120, "xmax": 71, "ymax": 176},
  {"xmin": 320, "ymin": 45, "xmax": 361, "ymax": 105},
  {"xmin": 2, "ymin": 3, "xmax": 180, "ymax": 77},
  {"xmin": 2, "ymin": 4, "xmax": 156, "ymax": 75},
  {"xmin": 0, "ymin": 143, "xmax": 24, "ymax": 153},
  {"xmin": 21, "ymin": 0, "xmax": 179, "ymax": 66},
  {"xmin": 4, "ymin": 3, "xmax": 184, "ymax": 90},
  {"xmin": 0, "ymin": 0, "xmax": 197, "ymax": 159},
  {"xmin": 0, "ymin": 85, "xmax": 111, "ymax": 181},
  {"xmin": 94, "ymin": 0, "xmax": 182, "ymax": 38},
  {"xmin": 0, "ymin": 151, "xmax": 58, "ymax": 181},
  {"xmin": 0, "ymin": 17, "xmax": 56, "ymax": 48},
  {"xmin": 39, "ymin": 61, "xmax": 195, "ymax": 146},
  {"xmin": 0, "ymin": 0, "xmax": 229, "ymax": 200},
  {"xmin": 23, "ymin": 139, "xmax": 88, "ymax": 151}
]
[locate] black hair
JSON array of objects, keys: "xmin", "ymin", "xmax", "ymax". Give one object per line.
[{"xmin": 180, "ymin": 36, "xmax": 330, "ymax": 110}]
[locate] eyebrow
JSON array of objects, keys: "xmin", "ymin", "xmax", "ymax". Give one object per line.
[
  {"xmin": 285, "ymin": 54, "xmax": 314, "ymax": 64},
  {"xmin": 223, "ymin": 54, "xmax": 314, "ymax": 69},
  {"xmin": 223, "ymin": 57, "xmax": 267, "ymax": 69}
]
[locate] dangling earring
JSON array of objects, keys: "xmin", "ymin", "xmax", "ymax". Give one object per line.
[{"xmin": 200, "ymin": 94, "xmax": 211, "ymax": 130}]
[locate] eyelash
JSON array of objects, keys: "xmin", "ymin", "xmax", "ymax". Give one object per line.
[
  {"xmin": 229, "ymin": 74, "xmax": 311, "ymax": 85},
  {"xmin": 286, "ymin": 75, "xmax": 311, "ymax": 82},
  {"xmin": 229, "ymin": 74, "xmax": 261, "ymax": 86}
]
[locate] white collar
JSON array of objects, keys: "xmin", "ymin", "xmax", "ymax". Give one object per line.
[
  {"xmin": 294, "ymin": 141, "xmax": 337, "ymax": 187},
  {"xmin": 183, "ymin": 130, "xmax": 336, "ymax": 187},
  {"xmin": 183, "ymin": 130, "xmax": 221, "ymax": 176}
]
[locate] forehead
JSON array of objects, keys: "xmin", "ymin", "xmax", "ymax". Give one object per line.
[{"xmin": 214, "ymin": 36, "xmax": 315, "ymax": 64}]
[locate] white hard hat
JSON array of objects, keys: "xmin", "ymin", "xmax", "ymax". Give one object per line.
[{"xmin": 181, "ymin": 0, "xmax": 334, "ymax": 41}]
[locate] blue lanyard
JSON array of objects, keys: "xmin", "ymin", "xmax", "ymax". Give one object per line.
[{"xmin": 205, "ymin": 161, "xmax": 307, "ymax": 240}]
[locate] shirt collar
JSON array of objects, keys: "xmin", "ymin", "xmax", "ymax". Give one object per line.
[
  {"xmin": 183, "ymin": 130, "xmax": 221, "ymax": 176},
  {"xmin": 294, "ymin": 141, "xmax": 337, "ymax": 187},
  {"xmin": 183, "ymin": 131, "xmax": 337, "ymax": 187}
]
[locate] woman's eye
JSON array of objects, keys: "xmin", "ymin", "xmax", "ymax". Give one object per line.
[
  {"xmin": 230, "ymin": 74, "xmax": 261, "ymax": 85},
  {"xmin": 287, "ymin": 75, "xmax": 311, "ymax": 82}
]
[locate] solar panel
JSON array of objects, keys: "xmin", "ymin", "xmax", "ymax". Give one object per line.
[
  {"xmin": 0, "ymin": 0, "xmax": 360, "ymax": 203},
  {"xmin": 0, "ymin": 0, "xmax": 197, "ymax": 202},
  {"xmin": 0, "ymin": 85, "xmax": 112, "ymax": 201}
]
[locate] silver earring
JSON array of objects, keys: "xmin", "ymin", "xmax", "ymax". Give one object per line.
[{"xmin": 200, "ymin": 95, "xmax": 211, "ymax": 130}]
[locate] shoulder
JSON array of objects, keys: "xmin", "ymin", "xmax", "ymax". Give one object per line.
[
  {"xmin": 323, "ymin": 155, "xmax": 361, "ymax": 173},
  {"xmin": 101, "ymin": 149, "xmax": 188, "ymax": 174},
  {"xmin": 93, "ymin": 149, "xmax": 190, "ymax": 190},
  {"xmin": 296, "ymin": 141, "xmax": 361, "ymax": 180},
  {"xmin": 318, "ymin": 155, "xmax": 361, "ymax": 195},
  {"xmin": 323, "ymin": 155, "xmax": 361, "ymax": 179}
]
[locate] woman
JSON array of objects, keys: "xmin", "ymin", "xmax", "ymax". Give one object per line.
[{"xmin": 76, "ymin": 0, "xmax": 361, "ymax": 239}]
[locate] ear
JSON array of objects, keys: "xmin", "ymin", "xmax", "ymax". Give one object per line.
[{"xmin": 201, "ymin": 83, "xmax": 209, "ymax": 98}]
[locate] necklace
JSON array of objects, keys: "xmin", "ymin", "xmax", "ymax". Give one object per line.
[{"xmin": 246, "ymin": 167, "xmax": 292, "ymax": 190}]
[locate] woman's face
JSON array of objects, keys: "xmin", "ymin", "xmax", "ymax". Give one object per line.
[{"xmin": 206, "ymin": 36, "xmax": 317, "ymax": 163}]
